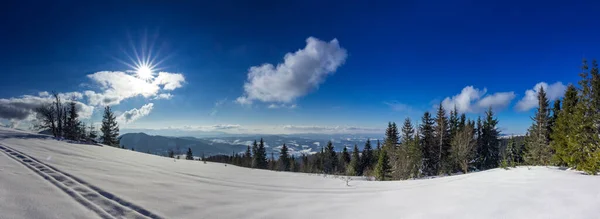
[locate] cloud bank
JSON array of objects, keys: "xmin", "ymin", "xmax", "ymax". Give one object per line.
[{"xmin": 236, "ymin": 37, "xmax": 347, "ymax": 105}]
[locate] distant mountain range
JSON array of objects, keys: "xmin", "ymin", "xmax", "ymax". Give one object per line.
[{"xmin": 119, "ymin": 132, "xmax": 383, "ymax": 157}]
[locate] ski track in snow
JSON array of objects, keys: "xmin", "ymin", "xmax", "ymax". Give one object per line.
[{"xmin": 0, "ymin": 144, "xmax": 164, "ymax": 219}]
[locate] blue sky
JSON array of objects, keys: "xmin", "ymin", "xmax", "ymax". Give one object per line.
[{"xmin": 1, "ymin": 0, "xmax": 599, "ymax": 135}]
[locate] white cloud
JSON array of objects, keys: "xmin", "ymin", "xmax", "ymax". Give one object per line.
[
  {"xmin": 236, "ymin": 37, "xmax": 347, "ymax": 105},
  {"xmin": 515, "ymin": 82, "xmax": 567, "ymax": 111},
  {"xmin": 0, "ymin": 93, "xmax": 94, "ymax": 121},
  {"xmin": 442, "ymin": 86, "xmax": 515, "ymax": 113},
  {"xmin": 477, "ymin": 92, "xmax": 516, "ymax": 110},
  {"xmin": 180, "ymin": 124, "xmax": 242, "ymax": 131},
  {"xmin": 85, "ymin": 71, "xmax": 184, "ymax": 106},
  {"xmin": 117, "ymin": 103, "xmax": 154, "ymax": 124},
  {"xmin": 153, "ymin": 93, "xmax": 173, "ymax": 100}
]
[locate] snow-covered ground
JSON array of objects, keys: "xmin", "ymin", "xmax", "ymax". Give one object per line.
[{"xmin": 1, "ymin": 127, "xmax": 599, "ymax": 219}]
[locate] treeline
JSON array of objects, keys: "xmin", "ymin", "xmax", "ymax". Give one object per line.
[
  {"xmin": 35, "ymin": 92, "xmax": 120, "ymax": 147},
  {"xmin": 523, "ymin": 59, "xmax": 600, "ymax": 174},
  {"xmin": 203, "ymin": 106, "xmax": 503, "ymax": 181}
]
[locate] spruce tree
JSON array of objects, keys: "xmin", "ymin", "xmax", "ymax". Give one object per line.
[
  {"xmin": 256, "ymin": 138, "xmax": 268, "ymax": 169},
  {"xmin": 481, "ymin": 107, "xmax": 500, "ymax": 169},
  {"xmin": 374, "ymin": 149, "xmax": 391, "ymax": 181},
  {"xmin": 279, "ymin": 144, "xmax": 290, "ymax": 171},
  {"xmin": 449, "ymin": 106, "xmax": 459, "ymax": 141},
  {"xmin": 551, "ymin": 84, "xmax": 578, "ymax": 165},
  {"xmin": 88, "ymin": 123, "xmax": 98, "ymax": 141},
  {"xmin": 251, "ymin": 140, "xmax": 259, "ymax": 168},
  {"xmin": 100, "ymin": 106, "xmax": 119, "ymax": 146},
  {"xmin": 65, "ymin": 101, "xmax": 80, "ymax": 140},
  {"xmin": 525, "ymin": 87, "xmax": 552, "ymax": 165},
  {"xmin": 420, "ymin": 112, "xmax": 436, "ymax": 176},
  {"xmin": 186, "ymin": 148, "xmax": 193, "ymax": 160},
  {"xmin": 244, "ymin": 146, "xmax": 252, "ymax": 167},
  {"xmin": 434, "ymin": 104, "xmax": 450, "ymax": 174},
  {"xmin": 341, "ymin": 146, "xmax": 351, "ymax": 165},
  {"xmin": 475, "ymin": 116, "xmax": 484, "ymax": 169},
  {"xmin": 402, "ymin": 117, "xmax": 422, "ymax": 178},
  {"xmin": 459, "ymin": 113, "xmax": 467, "ymax": 131},
  {"xmin": 549, "ymin": 99, "xmax": 561, "ymax": 139},
  {"xmin": 361, "ymin": 139, "xmax": 374, "ymax": 173},
  {"xmin": 348, "ymin": 144, "xmax": 361, "ymax": 176},
  {"xmin": 568, "ymin": 59, "xmax": 600, "ymax": 174},
  {"xmin": 323, "ymin": 141, "xmax": 337, "ymax": 173}
]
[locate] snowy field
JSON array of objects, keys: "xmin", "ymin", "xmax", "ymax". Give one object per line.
[{"xmin": 0, "ymin": 127, "xmax": 599, "ymax": 219}]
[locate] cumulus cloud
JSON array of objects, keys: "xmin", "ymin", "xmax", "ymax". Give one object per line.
[
  {"xmin": 236, "ymin": 37, "xmax": 347, "ymax": 105},
  {"xmin": 0, "ymin": 93, "xmax": 94, "ymax": 122},
  {"xmin": 85, "ymin": 71, "xmax": 185, "ymax": 106},
  {"xmin": 442, "ymin": 86, "xmax": 515, "ymax": 113},
  {"xmin": 515, "ymin": 82, "xmax": 567, "ymax": 111},
  {"xmin": 117, "ymin": 103, "xmax": 154, "ymax": 124}
]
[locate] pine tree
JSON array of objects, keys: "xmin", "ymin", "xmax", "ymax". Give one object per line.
[
  {"xmin": 420, "ymin": 112, "xmax": 436, "ymax": 176},
  {"xmin": 525, "ymin": 86, "xmax": 552, "ymax": 165},
  {"xmin": 100, "ymin": 106, "xmax": 119, "ymax": 146},
  {"xmin": 186, "ymin": 148, "xmax": 193, "ymax": 160},
  {"xmin": 434, "ymin": 104, "xmax": 450, "ymax": 174},
  {"xmin": 551, "ymin": 84, "xmax": 578, "ymax": 165},
  {"xmin": 279, "ymin": 144, "xmax": 290, "ymax": 171},
  {"xmin": 348, "ymin": 144, "xmax": 361, "ymax": 176},
  {"xmin": 374, "ymin": 149, "xmax": 391, "ymax": 181}
]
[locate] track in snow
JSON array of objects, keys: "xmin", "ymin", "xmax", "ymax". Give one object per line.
[{"xmin": 0, "ymin": 144, "xmax": 163, "ymax": 219}]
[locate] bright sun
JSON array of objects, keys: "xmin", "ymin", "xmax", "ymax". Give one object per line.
[{"xmin": 136, "ymin": 65, "xmax": 154, "ymax": 80}]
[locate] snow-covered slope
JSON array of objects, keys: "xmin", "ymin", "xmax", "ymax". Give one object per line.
[{"xmin": 1, "ymin": 127, "xmax": 599, "ymax": 219}]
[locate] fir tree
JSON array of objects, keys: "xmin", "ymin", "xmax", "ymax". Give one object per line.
[
  {"xmin": 402, "ymin": 117, "xmax": 422, "ymax": 179},
  {"xmin": 186, "ymin": 148, "xmax": 193, "ymax": 160},
  {"xmin": 374, "ymin": 149, "xmax": 391, "ymax": 181},
  {"xmin": 420, "ymin": 111, "xmax": 436, "ymax": 176},
  {"xmin": 525, "ymin": 86, "xmax": 552, "ymax": 165},
  {"xmin": 279, "ymin": 144, "xmax": 290, "ymax": 171},
  {"xmin": 100, "ymin": 106, "xmax": 119, "ymax": 146}
]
